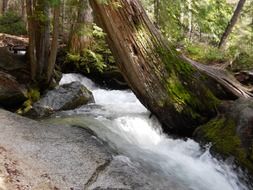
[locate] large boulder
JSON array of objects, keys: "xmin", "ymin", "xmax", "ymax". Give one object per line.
[
  {"xmin": 27, "ymin": 81, "xmax": 94, "ymax": 118},
  {"xmin": 0, "ymin": 71, "xmax": 27, "ymax": 108},
  {"xmin": 195, "ymin": 98, "xmax": 253, "ymax": 174}
]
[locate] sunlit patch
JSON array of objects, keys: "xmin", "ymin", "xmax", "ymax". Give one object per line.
[{"xmin": 0, "ymin": 176, "xmax": 7, "ymax": 190}]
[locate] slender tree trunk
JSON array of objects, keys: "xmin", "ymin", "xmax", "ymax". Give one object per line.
[
  {"xmin": 2, "ymin": 0, "xmax": 8, "ymax": 14},
  {"xmin": 154, "ymin": 0, "xmax": 160, "ymax": 25},
  {"xmin": 35, "ymin": 0, "xmax": 50, "ymax": 79},
  {"xmin": 47, "ymin": 5, "xmax": 60, "ymax": 83},
  {"xmin": 90, "ymin": 0, "xmax": 252, "ymax": 135},
  {"xmin": 26, "ymin": 0, "xmax": 37, "ymax": 81},
  {"xmin": 69, "ymin": 0, "xmax": 93, "ymax": 54},
  {"xmin": 21, "ymin": 0, "xmax": 25, "ymax": 20},
  {"xmin": 187, "ymin": 0, "xmax": 192, "ymax": 40},
  {"xmin": 218, "ymin": 0, "xmax": 246, "ymax": 49}
]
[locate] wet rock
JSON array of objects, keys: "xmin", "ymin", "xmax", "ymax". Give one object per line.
[
  {"xmin": 27, "ymin": 81, "xmax": 94, "ymax": 118},
  {"xmin": 0, "ymin": 109, "xmax": 174, "ymax": 189},
  {"xmin": 195, "ymin": 98, "xmax": 253, "ymax": 174},
  {"xmin": 0, "ymin": 71, "xmax": 27, "ymax": 108}
]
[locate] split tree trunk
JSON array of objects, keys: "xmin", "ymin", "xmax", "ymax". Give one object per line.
[
  {"xmin": 90, "ymin": 0, "xmax": 252, "ymax": 135},
  {"xmin": 218, "ymin": 0, "xmax": 246, "ymax": 49},
  {"xmin": 26, "ymin": 0, "xmax": 60, "ymax": 87}
]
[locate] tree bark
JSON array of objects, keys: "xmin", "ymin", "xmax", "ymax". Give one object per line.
[
  {"xmin": 69, "ymin": 0, "xmax": 93, "ymax": 54},
  {"xmin": 26, "ymin": 0, "xmax": 37, "ymax": 81},
  {"xmin": 2, "ymin": 0, "xmax": 8, "ymax": 14},
  {"xmin": 26, "ymin": 0, "xmax": 60, "ymax": 87},
  {"xmin": 47, "ymin": 4, "xmax": 60, "ymax": 83},
  {"xmin": 90, "ymin": 0, "xmax": 252, "ymax": 135},
  {"xmin": 154, "ymin": 0, "xmax": 160, "ymax": 25},
  {"xmin": 218, "ymin": 0, "xmax": 246, "ymax": 49},
  {"xmin": 35, "ymin": 0, "xmax": 50, "ymax": 78}
]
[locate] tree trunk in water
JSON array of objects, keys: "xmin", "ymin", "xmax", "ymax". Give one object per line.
[
  {"xmin": 69, "ymin": 0, "xmax": 93, "ymax": 54},
  {"xmin": 90, "ymin": 0, "xmax": 252, "ymax": 135},
  {"xmin": 47, "ymin": 5, "xmax": 60, "ymax": 83},
  {"xmin": 218, "ymin": 0, "xmax": 246, "ymax": 49}
]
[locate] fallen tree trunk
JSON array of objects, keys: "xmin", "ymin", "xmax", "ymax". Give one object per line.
[
  {"xmin": 0, "ymin": 33, "xmax": 28, "ymax": 47},
  {"xmin": 90, "ymin": 0, "xmax": 251, "ymax": 135}
]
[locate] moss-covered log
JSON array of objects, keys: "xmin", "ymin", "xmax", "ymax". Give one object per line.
[{"xmin": 90, "ymin": 0, "xmax": 251, "ymax": 135}]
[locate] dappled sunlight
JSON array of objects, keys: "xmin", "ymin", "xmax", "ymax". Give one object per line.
[{"xmin": 0, "ymin": 176, "xmax": 7, "ymax": 190}]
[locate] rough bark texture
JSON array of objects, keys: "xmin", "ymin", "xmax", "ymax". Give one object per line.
[
  {"xmin": 2, "ymin": 0, "xmax": 8, "ymax": 14},
  {"xmin": 26, "ymin": 0, "xmax": 37, "ymax": 81},
  {"xmin": 90, "ymin": 0, "xmax": 251, "ymax": 135},
  {"xmin": 218, "ymin": 0, "xmax": 246, "ymax": 49},
  {"xmin": 35, "ymin": 0, "xmax": 50, "ymax": 77},
  {"xmin": 26, "ymin": 0, "xmax": 60, "ymax": 87},
  {"xmin": 69, "ymin": 0, "xmax": 93, "ymax": 54},
  {"xmin": 47, "ymin": 5, "xmax": 60, "ymax": 83}
]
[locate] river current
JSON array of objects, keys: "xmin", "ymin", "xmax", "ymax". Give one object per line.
[{"xmin": 53, "ymin": 73, "xmax": 250, "ymax": 190}]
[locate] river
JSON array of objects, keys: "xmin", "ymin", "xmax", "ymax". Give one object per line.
[{"xmin": 51, "ymin": 73, "xmax": 250, "ymax": 190}]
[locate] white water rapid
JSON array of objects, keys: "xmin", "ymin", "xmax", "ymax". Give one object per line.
[{"xmin": 57, "ymin": 73, "xmax": 250, "ymax": 190}]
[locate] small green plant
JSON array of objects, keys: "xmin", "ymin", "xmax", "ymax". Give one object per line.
[
  {"xmin": 65, "ymin": 24, "xmax": 115, "ymax": 74},
  {"xmin": 17, "ymin": 88, "xmax": 40, "ymax": 114},
  {"xmin": 0, "ymin": 11, "xmax": 27, "ymax": 35},
  {"xmin": 184, "ymin": 42, "xmax": 228, "ymax": 64}
]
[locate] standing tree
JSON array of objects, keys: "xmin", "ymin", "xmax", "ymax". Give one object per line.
[
  {"xmin": 68, "ymin": 0, "xmax": 93, "ymax": 54},
  {"xmin": 90, "ymin": 0, "xmax": 252, "ymax": 135},
  {"xmin": 218, "ymin": 0, "xmax": 246, "ymax": 49},
  {"xmin": 2, "ymin": 0, "xmax": 8, "ymax": 14},
  {"xmin": 26, "ymin": 0, "xmax": 61, "ymax": 87}
]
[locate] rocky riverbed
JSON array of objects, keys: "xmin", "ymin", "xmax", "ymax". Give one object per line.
[{"xmin": 0, "ymin": 109, "xmax": 161, "ymax": 190}]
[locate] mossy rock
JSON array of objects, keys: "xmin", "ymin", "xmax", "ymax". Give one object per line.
[
  {"xmin": 195, "ymin": 98, "xmax": 253, "ymax": 174},
  {"xmin": 26, "ymin": 82, "xmax": 95, "ymax": 118}
]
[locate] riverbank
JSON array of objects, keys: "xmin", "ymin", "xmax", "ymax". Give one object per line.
[{"xmin": 0, "ymin": 109, "xmax": 161, "ymax": 190}]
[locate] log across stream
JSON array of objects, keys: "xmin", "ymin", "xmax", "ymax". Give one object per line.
[{"xmin": 44, "ymin": 73, "xmax": 251, "ymax": 190}]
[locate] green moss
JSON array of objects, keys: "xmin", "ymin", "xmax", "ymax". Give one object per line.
[
  {"xmin": 17, "ymin": 88, "xmax": 40, "ymax": 114},
  {"xmin": 184, "ymin": 43, "xmax": 228, "ymax": 64},
  {"xmin": 199, "ymin": 116, "xmax": 253, "ymax": 172},
  {"xmin": 134, "ymin": 20, "xmax": 219, "ymax": 124}
]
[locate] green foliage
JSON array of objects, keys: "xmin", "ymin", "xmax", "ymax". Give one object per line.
[
  {"xmin": 184, "ymin": 42, "xmax": 228, "ymax": 64},
  {"xmin": 230, "ymin": 51, "xmax": 253, "ymax": 71},
  {"xmin": 65, "ymin": 24, "xmax": 115, "ymax": 74},
  {"xmin": 48, "ymin": 0, "xmax": 61, "ymax": 6},
  {"xmin": 0, "ymin": 11, "xmax": 26, "ymax": 35},
  {"xmin": 17, "ymin": 88, "xmax": 40, "ymax": 114}
]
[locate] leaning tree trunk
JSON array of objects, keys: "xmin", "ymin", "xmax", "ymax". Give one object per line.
[
  {"xmin": 90, "ymin": 0, "xmax": 252, "ymax": 135},
  {"xmin": 218, "ymin": 0, "xmax": 246, "ymax": 49}
]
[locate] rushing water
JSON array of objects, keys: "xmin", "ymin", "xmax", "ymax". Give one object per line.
[{"xmin": 55, "ymin": 73, "xmax": 249, "ymax": 190}]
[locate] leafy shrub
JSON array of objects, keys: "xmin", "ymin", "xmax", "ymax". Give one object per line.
[
  {"xmin": 65, "ymin": 24, "xmax": 115, "ymax": 73},
  {"xmin": 184, "ymin": 43, "xmax": 228, "ymax": 64},
  {"xmin": 230, "ymin": 52, "xmax": 253, "ymax": 71},
  {"xmin": 0, "ymin": 11, "xmax": 27, "ymax": 35}
]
